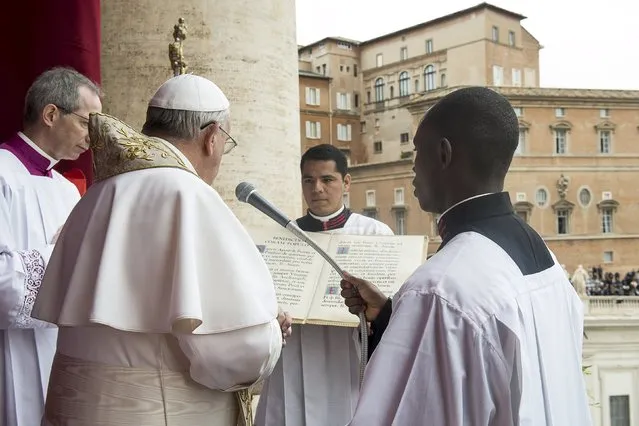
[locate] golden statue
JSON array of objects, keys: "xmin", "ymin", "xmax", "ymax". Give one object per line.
[{"xmin": 169, "ymin": 18, "xmax": 188, "ymax": 76}]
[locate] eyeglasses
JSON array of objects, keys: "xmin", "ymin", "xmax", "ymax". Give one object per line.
[
  {"xmin": 54, "ymin": 105, "xmax": 90, "ymax": 125},
  {"xmin": 199, "ymin": 120, "xmax": 238, "ymax": 155}
]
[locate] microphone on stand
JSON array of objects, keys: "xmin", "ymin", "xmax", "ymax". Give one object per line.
[{"xmin": 236, "ymin": 182, "xmax": 369, "ymax": 385}]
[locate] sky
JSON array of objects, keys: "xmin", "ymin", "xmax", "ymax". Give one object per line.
[{"xmin": 295, "ymin": 0, "xmax": 637, "ymax": 90}]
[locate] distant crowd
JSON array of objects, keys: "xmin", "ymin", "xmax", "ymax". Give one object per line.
[{"xmin": 584, "ymin": 266, "xmax": 639, "ymax": 296}]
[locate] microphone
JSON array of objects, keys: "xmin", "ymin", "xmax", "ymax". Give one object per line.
[
  {"xmin": 236, "ymin": 182, "xmax": 369, "ymax": 384},
  {"xmin": 235, "ymin": 182, "xmax": 291, "ymax": 228},
  {"xmin": 235, "ymin": 182, "xmax": 345, "ymax": 278}
]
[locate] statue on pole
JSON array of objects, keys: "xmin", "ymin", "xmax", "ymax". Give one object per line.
[{"xmin": 169, "ymin": 18, "xmax": 188, "ymax": 76}]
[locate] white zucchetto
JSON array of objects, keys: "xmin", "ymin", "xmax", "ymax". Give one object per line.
[{"xmin": 148, "ymin": 74, "xmax": 230, "ymax": 112}]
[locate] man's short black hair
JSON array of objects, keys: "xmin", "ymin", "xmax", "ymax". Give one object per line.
[
  {"xmin": 421, "ymin": 87, "xmax": 519, "ymax": 181},
  {"xmin": 300, "ymin": 144, "xmax": 348, "ymax": 177}
]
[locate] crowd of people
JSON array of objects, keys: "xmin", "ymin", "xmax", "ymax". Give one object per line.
[{"xmin": 583, "ymin": 267, "xmax": 639, "ymax": 296}]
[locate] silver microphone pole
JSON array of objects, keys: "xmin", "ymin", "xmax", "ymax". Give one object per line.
[{"xmin": 236, "ymin": 182, "xmax": 369, "ymax": 387}]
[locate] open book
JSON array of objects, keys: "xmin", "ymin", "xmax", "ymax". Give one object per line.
[{"xmin": 248, "ymin": 224, "xmax": 426, "ymax": 327}]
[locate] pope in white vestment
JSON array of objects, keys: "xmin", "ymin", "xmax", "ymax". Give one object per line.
[
  {"xmin": 256, "ymin": 144, "xmax": 393, "ymax": 426},
  {"xmin": 0, "ymin": 67, "xmax": 101, "ymax": 426},
  {"xmin": 32, "ymin": 75, "xmax": 287, "ymax": 426}
]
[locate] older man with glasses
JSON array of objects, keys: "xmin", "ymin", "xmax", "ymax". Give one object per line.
[
  {"xmin": 31, "ymin": 74, "xmax": 292, "ymax": 426},
  {"xmin": 0, "ymin": 66, "xmax": 102, "ymax": 426}
]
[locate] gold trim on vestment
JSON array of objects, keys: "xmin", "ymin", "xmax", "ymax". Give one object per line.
[{"xmin": 88, "ymin": 112, "xmax": 196, "ymax": 183}]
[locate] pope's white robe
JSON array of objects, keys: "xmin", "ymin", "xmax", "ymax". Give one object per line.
[
  {"xmin": 31, "ymin": 115, "xmax": 283, "ymax": 426},
  {"xmin": 0, "ymin": 150, "xmax": 79, "ymax": 426},
  {"xmin": 256, "ymin": 212, "xmax": 393, "ymax": 426},
  {"xmin": 350, "ymin": 193, "xmax": 592, "ymax": 425}
]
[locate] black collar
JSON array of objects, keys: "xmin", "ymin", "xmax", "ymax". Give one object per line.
[
  {"xmin": 437, "ymin": 192, "xmax": 514, "ymax": 251},
  {"xmin": 296, "ymin": 208, "xmax": 353, "ymax": 232}
]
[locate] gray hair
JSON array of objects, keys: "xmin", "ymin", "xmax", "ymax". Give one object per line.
[
  {"xmin": 23, "ymin": 67, "xmax": 101, "ymax": 125},
  {"xmin": 141, "ymin": 107, "xmax": 230, "ymax": 140}
]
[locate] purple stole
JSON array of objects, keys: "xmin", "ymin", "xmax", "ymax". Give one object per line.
[{"xmin": 0, "ymin": 134, "xmax": 53, "ymax": 177}]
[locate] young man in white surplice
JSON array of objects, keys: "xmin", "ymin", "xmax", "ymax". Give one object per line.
[
  {"xmin": 0, "ymin": 67, "xmax": 102, "ymax": 426},
  {"xmin": 255, "ymin": 144, "xmax": 393, "ymax": 426}
]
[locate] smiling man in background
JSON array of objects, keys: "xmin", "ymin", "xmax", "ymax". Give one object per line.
[{"xmin": 256, "ymin": 144, "xmax": 392, "ymax": 426}]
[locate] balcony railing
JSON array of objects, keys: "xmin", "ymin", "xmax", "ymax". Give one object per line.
[{"xmin": 583, "ymin": 296, "xmax": 639, "ymax": 317}]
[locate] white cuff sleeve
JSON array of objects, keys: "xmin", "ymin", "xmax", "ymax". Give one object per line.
[
  {"xmin": 176, "ymin": 319, "xmax": 282, "ymax": 392},
  {"xmin": 1, "ymin": 246, "xmax": 54, "ymax": 329}
]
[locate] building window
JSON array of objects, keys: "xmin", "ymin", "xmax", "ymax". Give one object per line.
[
  {"xmin": 600, "ymin": 108, "xmax": 610, "ymax": 118},
  {"xmin": 322, "ymin": 64, "xmax": 326, "ymax": 75},
  {"xmin": 354, "ymin": 65, "xmax": 358, "ymax": 76},
  {"xmin": 424, "ymin": 65, "xmax": 436, "ymax": 91},
  {"xmin": 342, "ymin": 192, "xmax": 350, "ymax": 208},
  {"xmin": 399, "ymin": 71, "xmax": 410, "ymax": 97},
  {"xmin": 556, "ymin": 209, "xmax": 570, "ymax": 234},
  {"xmin": 340, "ymin": 65, "xmax": 344, "ymax": 72},
  {"xmin": 337, "ymin": 124, "xmax": 352, "ymax": 141},
  {"xmin": 365, "ymin": 190, "xmax": 376, "ymax": 207},
  {"xmin": 305, "ymin": 121, "xmax": 321, "ymax": 139},
  {"xmin": 374, "ymin": 118, "xmax": 380, "ymax": 128},
  {"xmin": 513, "ymin": 107, "xmax": 523, "ymax": 117},
  {"xmin": 374, "ymin": 78, "xmax": 385, "ymax": 102},
  {"xmin": 524, "ymin": 68, "xmax": 536, "ymax": 87},
  {"xmin": 554, "ymin": 129, "xmax": 567, "ymax": 154},
  {"xmin": 555, "ymin": 107, "xmax": 565, "ymax": 117},
  {"xmin": 512, "ymin": 68, "xmax": 522, "ymax": 87},
  {"xmin": 508, "ymin": 30, "xmax": 515, "ymax": 46},
  {"xmin": 425, "ymin": 39, "xmax": 433, "ymax": 53},
  {"xmin": 394, "ymin": 188, "xmax": 405, "ymax": 205},
  {"xmin": 363, "ymin": 210, "xmax": 378, "ymax": 219},
  {"xmin": 492, "ymin": 26, "xmax": 499, "ymax": 42},
  {"xmin": 305, "ymin": 87, "xmax": 320, "ymax": 105},
  {"xmin": 515, "ymin": 128, "xmax": 526, "ymax": 155},
  {"xmin": 603, "ymin": 251, "xmax": 614, "ymax": 263},
  {"xmin": 440, "ymin": 73, "xmax": 447, "ymax": 87},
  {"xmin": 336, "ymin": 92, "xmax": 350, "ymax": 110},
  {"xmin": 601, "ymin": 208, "xmax": 614, "ymax": 233},
  {"xmin": 360, "ymin": 121, "xmax": 366, "ymax": 133},
  {"xmin": 373, "ymin": 141, "xmax": 383, "ymax": 153},
  {"xmin": 492, "ymin": 65, "xmax": 504, "ymax": 86},
  {"xmin": 610, "ymin": 395, "xmax": 630, "ymax": 426},
  {"xmin": 513, "ymin": 200, "xmax": 533, "ymax": 224},
  {"xmin": 316, "ymin": 66, "xmax": 321, "ymax": 73},
  {"xmin": 390, "ymin": 86, "xmax": 394, "ymax": 99},
  {"xmin": 516, "ymin": 210, "xmax": 529, "ymax": 222},
  {"xmin": 535, "ymin": 188, "xmax": 548, "ymax": 207},
  {"xmin": 395, "ymin": 210, "xmax": 406, "ymax": 235},
  {"xmin": 599, "ymin": 130, "xmax": 611, "ymax": 153},
  {"xmin": 400, "ymin": 132, "xmax": 410, "ymax": 144},
  {"xmin": 337, "ymin": 41, "xmax": 352, "ymax": 50},
  {"xmin": 578, "ymin": 188, "xmax": 592, "ymax": 207},
  {"xmin": 400, "ymin": 47, "xmax": 408, "ymax": 61},
  {"xmin": 376, "ymin": 54, "xmax": 383, "ymax": 67}
]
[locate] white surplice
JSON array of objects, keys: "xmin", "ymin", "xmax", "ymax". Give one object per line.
[
  {"xmin": 0, "ymin": 150, "xmax": 80, "ymax": 426},
  {"xmin": 31, "ymin": 128, "xmax": 283, "ymax": 425},
  {"xmin": 349, "ymin": 232, "xmax": 591, "ymax": 426},
  {"xmin": 255, "ymin": 212, "xmax": 393, "ymax": 426}
]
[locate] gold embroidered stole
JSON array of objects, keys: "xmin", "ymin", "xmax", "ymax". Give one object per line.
[{"xmin": 88, "ymin": 112, "xmax": 196, "ymax": 182}]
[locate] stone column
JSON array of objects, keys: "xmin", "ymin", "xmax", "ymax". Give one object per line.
[{"xmin": 101, "ymin": 0, "xmax": 302, "ymax": 223}]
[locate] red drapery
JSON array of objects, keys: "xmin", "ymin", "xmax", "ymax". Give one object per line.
[{"xmin": 0, "ymin": 0, "xmax": 101, "ymax": 193}]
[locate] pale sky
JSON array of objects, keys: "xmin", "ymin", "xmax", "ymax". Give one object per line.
[{"xmin": 296, "ymin": 0, "xmax": 637, "ymax": 90}]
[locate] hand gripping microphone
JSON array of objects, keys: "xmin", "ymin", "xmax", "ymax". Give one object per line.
[{"xmin": 236, "ymin": 182, "xmax": 369, "ymax": 385}]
